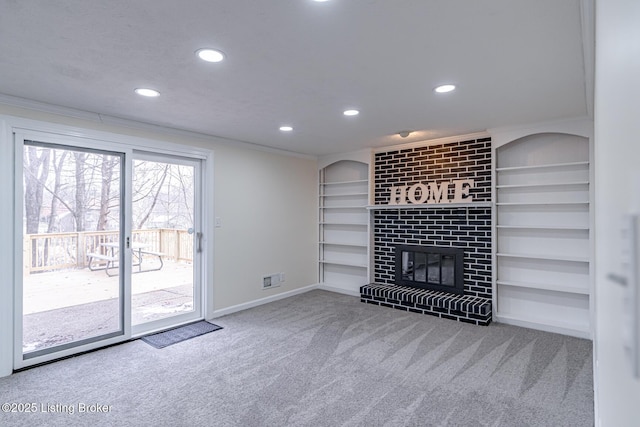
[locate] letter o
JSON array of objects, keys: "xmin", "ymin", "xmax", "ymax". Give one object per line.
[{"xmin": 407, "ymin": 183, "xmax": 429, "ymax": 204}]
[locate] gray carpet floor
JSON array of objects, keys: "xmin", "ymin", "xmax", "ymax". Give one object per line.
[{"xmin": 0, "ymin": 290, "xmax": 594, "ymax": 426}]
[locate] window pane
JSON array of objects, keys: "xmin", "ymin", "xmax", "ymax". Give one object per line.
[
  {"xmin": 22, "ymin": 142, "xmax": 123, "ymax": 357},
  {"xmin": 131, "ymin": 160, "xmax": 195, "ymax": 325}
]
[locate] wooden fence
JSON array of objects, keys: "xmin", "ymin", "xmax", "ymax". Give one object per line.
[{"xmin": 24, "ymin": 229, "xmax": 193, "ymax": 274}]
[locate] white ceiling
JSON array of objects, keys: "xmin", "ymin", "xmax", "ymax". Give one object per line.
[{"xmin": 0, "ymin": 0, "xmax": 592, "ymax": 157}]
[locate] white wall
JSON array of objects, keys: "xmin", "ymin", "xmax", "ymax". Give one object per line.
[
  {"xmin": 0, "ymin": 104, "xmax": 318, "ymax": 376},
  {"xmin": 594, "ymin": 0, "xmax": 640, "ymax": 425},
  {"xmin": 212, "ymin": 143, "xmax": 318, "ymax": 309}
]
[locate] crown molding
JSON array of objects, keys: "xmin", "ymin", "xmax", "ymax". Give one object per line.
[
  {"xmin": 372, "ymin": 131, "xmax": 491, "ymax": 154},
  {"xmin": 0, "ymin": 93, "xmax": 317, "ymax": 161}
]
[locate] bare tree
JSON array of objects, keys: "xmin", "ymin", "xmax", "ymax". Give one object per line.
[
  {"xmin": 73, "ymin": 152, "xmax": 88, "ymax": 231},
  {"xmin": 42, "ymin": 150, "xmax": 68, "ymax": 264},
  {"xmin": 176, "ymin": 165, "xmax": 194, "ymax": 225},
  {"xmin": 24, "ymin": 145, "xmax": 51, "ymax": 267},
  {"xmin": 24, "ymin": 145, "xmax": 51, "ymax": 235},
  {"xmin": 97, "ymin": 156, "xmax": 118, "ymax": 231},
  {"xmin": 135, "ymin": 163, "xmax": 169, "ymax": 229},
  {"xmin": 46, "ymin": 150, "xmax": 68, "ymax": 233}
]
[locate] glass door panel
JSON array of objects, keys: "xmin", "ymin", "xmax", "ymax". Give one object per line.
[
  {"xmin": 131, "ymin": 156, "xmax": 200, "ymax": 328},
  {"xmin": 21, "ymin": 141, "xmax": 124, "ymax": 359}
]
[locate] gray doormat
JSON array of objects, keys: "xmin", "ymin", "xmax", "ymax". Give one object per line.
[{"xmin": 140, "ymin": 321, "xmax": 223, "ymax": 349}]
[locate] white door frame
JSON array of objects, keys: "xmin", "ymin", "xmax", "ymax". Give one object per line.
[{"xmin": 0, "ymin": 115, "xmax": 214, "ymax": 373}]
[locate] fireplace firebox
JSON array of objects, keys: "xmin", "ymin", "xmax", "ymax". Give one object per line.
[{"xmin": 394, "ymin": 245, "xmax": 465, "ymax": 295}]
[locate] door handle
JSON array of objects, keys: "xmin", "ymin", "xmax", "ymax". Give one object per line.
[{"xmin": 196, "ymin": 232, "xmax": 203, "ymax": 253}]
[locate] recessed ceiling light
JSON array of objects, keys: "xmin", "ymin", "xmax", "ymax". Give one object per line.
[
  {"xmin": 434, "ymin": 84, "xmax": 456, "ymax": 93},
  {"xmin": 313, "ymin": 0, "xmax": 330, "ymax": 2},
  {"xmin": 196, "ymin": 48, "xmax": 225, "ymax": 63},
  {"xmin": 279, "ymin": 126, "xmax": 293, "ymax": 132},
  {"xmin": 134, "ymin": 88, "xmax": 160, "ymax": 97},
  {"xmin": 343, "ymin": 109, "xmax": 359, "ymax": 116}
]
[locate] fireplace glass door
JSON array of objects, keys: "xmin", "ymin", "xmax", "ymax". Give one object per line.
[{"xmin": 396, "ymin": 245, "xmax": 465, "ymax": 295}]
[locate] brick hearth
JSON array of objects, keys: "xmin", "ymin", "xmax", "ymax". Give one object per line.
[{"xmin": 361, "ymin": 283, "xmax": 492, "ymax": 326}]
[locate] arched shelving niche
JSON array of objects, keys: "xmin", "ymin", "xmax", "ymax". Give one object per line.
[
  {"xmin": 318, "ymin": 159, "xmax": 370, "ymax": 295},
  {"xmin": 493, "ymin": 130, "xmax": 593, "ymax": 338}
]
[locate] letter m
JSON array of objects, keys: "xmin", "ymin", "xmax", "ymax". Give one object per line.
[{"xmin": 428, "ymin": 181, "xmax": 450, "ymax": 204}]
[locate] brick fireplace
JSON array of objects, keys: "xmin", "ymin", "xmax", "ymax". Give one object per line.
[{"xmin": 361, "ymin": 136, "xmax": 493, "ymax": 325}]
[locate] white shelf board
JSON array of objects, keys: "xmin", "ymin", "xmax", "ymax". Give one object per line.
[
  {"xmin": 496, "ymin": 201, "xmax": 589, "ymax": 206},
  {"xmin": 496, "ymin": 252, "xmax": 590, "ymax": 263},
  {"xmin": 367, "ymin": 201, "xmax": 492, "ymax": 210},
  {"xmin": 320, "ymin": 221, "xmax": 368, "ymax": 226},
  {"xmin": 320, "ymin": 241, "xmax": 367, "ymax": 248},
  {"xmin": 321, "ymin": 179, "xmax": 368, "ymax": 186},
  {"xmin": 319, "ymin": 259, "xmax": 368, "ymax": 268},
  {"xmin": 320, "ymin": 205, "xmax": 367, "ymax": 209},
  {"xmin": 495, "ymin": 181, "xmax": 589, "ymax": 189},
  {"xmin": 321, "ymin": 192, "xmax": 369, "ymax": 197},
  {"xmin": 496, "ymin": 280, "xmax": 590, "ymax": 295},
  {"xmin": 495, "ymin": 161, "xmax": 589, "ymax": 172},
  {"xmin": 496, "ymin": 225, "xmax": 590, "ymax": 231}
]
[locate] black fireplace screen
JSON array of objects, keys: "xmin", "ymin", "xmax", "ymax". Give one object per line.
[{"xmin": 395, "ymin": 245, "xmax": 465, "ymax": 295}]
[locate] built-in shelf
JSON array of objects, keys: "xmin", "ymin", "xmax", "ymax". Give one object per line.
[
  {"xmin": 319, "ymin": 161, "xmax": 370, "ymax": 292},
  {"xmin": 366, "ymin": 201, "xmax": 492, "ymax": 210},
  {"xmin": 494, "ymin": 133, "xmax": 592, "ymax": 339}
]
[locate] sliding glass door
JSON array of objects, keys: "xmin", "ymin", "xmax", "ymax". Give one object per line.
[
  {"xmin": 19, "ymin": 140, "xmax": 126, "ymax": 362},
  {"xmin": 14, "ymin": 133, "xmax": 205, "ymax": 368},
  {"xmin": 131, "ymin": 153, "xmax": 202, "ymax": 334}
]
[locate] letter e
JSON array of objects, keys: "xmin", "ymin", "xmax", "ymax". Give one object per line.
[{"xmin": 452, "ymin": 179, "xmax": 475, "ymax": 203}]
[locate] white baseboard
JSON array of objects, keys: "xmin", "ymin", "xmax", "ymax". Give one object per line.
[
  {"xmin": 494, "ymin": 314, "xmax": 592, "ymax": 340},
  {"xmin": 317, "ymin": 282, "xmax": 361, "ymax": 297},
  {"xmin": 207, "ymin": 282, "xmax": 365, "ymax": 320},
  {"xmin": 208, "ymin": 284, "xmax": 319, "ymax": 319}
]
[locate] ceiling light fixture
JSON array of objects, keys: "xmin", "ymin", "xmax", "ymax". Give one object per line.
[
  {"xmin": 398, "ymin": 130, "xmax": 412, "ymax": 138},
  {"xmin": 279, "ymin": 126, "xmax": 293, "ymax": 132},
  {"xmin": 434, "ymin": 84, "xmax": 456, "ymax": 93},
  {"xmin": 343, "ymin": 109, "xmax": 359, "ymax": 116},
  {"xmin": 134, "ymin": 88, "xmax": 160, "ymax": 97},
  {"xmin": 196, "ymin": 48, "xmax": 225, "ymax": 63}
]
